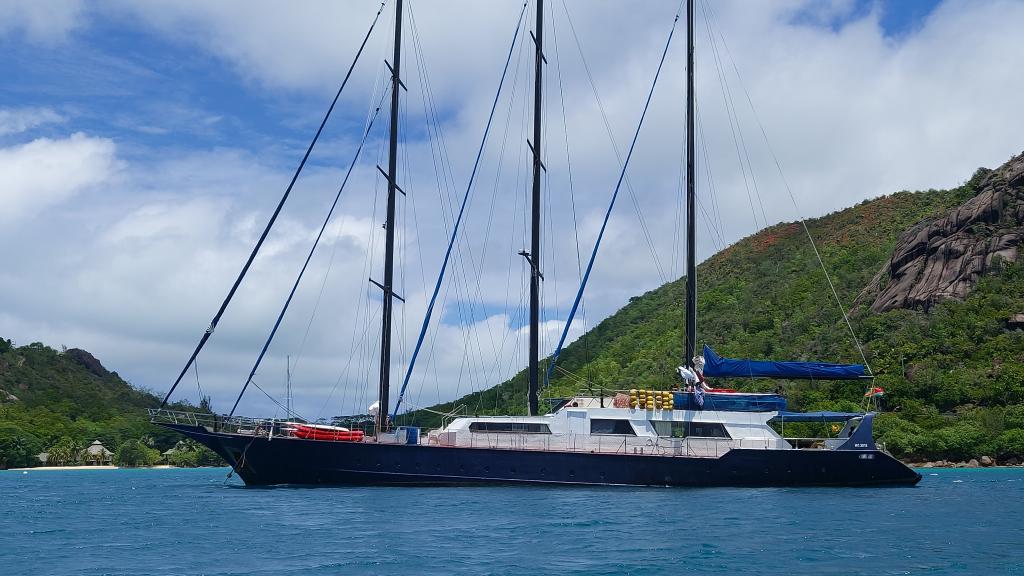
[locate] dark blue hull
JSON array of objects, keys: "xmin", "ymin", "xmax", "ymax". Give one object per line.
[{"xmin": 163, "ymin": 423, "xmax": 921, "ymax": 487}]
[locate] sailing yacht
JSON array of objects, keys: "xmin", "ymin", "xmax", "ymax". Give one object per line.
[{"xmin": 152, "ymin": 0, "xmax": 921, "ymax": 487}]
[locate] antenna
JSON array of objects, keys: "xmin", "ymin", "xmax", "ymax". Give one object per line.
[{"xmin": 286, "ymin": 355, "xmax": 292, "ymax": 420}]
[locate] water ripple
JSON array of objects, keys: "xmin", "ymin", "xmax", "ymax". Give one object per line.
[{"xmin": 1, "ymin": 467, "xmax": 1022, "ymax": 575}]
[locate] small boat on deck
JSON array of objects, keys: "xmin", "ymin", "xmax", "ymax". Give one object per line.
[{"xmin": 292, "ymin": 424, "xmax": 364, "ymax": 442}]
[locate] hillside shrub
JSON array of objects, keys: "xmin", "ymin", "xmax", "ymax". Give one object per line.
[
  {"xmin": 0, "ymin": 424, "xmax": 43, "ymax": 468},
  {"xmin": 114, "ymin": 439, "xmax": 160, "ymax": 467},
  {"xmin": 996, "ymin": 429, "xmax": 1024, "ymax": 459}
]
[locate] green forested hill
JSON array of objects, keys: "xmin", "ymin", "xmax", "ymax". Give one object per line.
[
  {"xmin": 407, "ymin": 163, "xmax": 1024, "ymax": 463},
  {"xmin": 0, "ymin": 340, "xmax": 202, "ymax": 468}
]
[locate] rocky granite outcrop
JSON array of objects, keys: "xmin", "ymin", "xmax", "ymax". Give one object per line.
[
  {"xmin": 64, "ymin": 348, "xmax": 111, "ymax": 378},
  {"xmin": 871, "ymin": 152, "xmax": 1024, "ymax": 312}
]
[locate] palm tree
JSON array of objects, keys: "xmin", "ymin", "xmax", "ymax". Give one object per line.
[{"xmin": 46, "ymin": 437, "xmax": 80, "ymax": 466}]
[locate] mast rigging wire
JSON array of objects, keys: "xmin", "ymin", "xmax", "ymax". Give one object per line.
[
  {"xmin": 544, "ymin": 3, "xmax": 684, "ymax": 389},
  {"xmin": 229, "ymin": 92, "xmax": 389, "ymax": 417},
  {"xmin": 290, "ymin": 54, "xmax": 392, "ymax": 394},
  {"xmin": 404, "ymin": 11, "xmax": 492, "ymax": 413},
  {"xmin": 159, "ymin": 2, "xmax": 387, "ymax": 409},
  {"xmin": 391, "ymin": 1, "xmax": 530, "ymax": 419},
  {"xmin": 548, "ymin": 5, "xmax": 592, "ymax": 385},
  {"xmin": 400, "ymin": 1, "xmax": 517, "ymax": 409},
  {"xmin": 701, "ymin": 0, "xmax": 871, "ymax": 372},
  {"xmin": 558, "ymin": 0, "xmax": 668, "ymax": 284}
]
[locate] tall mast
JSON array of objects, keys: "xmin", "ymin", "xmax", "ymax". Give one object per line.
[
  {"xmin": 684, "ymin": 0, "xmax": 697, "ymax": 369},
  {"xmin": 378, "ymin": 0, "xmax": 403, "ymax": 433},
  {"xmin": 527, "ymin": 0, "xmax": 544, "ymax": 416}
]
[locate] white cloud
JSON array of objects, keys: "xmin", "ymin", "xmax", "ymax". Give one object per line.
[
  {"xmin": 0, "ymin": 107, "xmax": 66, "ymax": 136},
  {"xmin": 108, "ymin": 0, "xmax": 526, "ymax": 99},
  {"xmin": 0, "ymin": 133, "xmax": 118, "ymax": 223},
  {"xmin": 0, "ymin": 0, "xmax": 86, "ymax": 44}
]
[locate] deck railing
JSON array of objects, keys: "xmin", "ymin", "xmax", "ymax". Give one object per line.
[
  {"xmin": 440, "ymin": 432, "xmax": 788, "ymax": 458},
  {"xmin": 151, "ymin": 409, "xmax": 858, "ymax": 458},
  {"xmin": 148, "ymin": 409, "xmax": 298, "ymax": 438}
]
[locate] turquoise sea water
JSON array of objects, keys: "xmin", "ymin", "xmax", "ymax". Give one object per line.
[{"xmin": 1, "ymin": 467, "xmax": 1022, "ymax": 575}]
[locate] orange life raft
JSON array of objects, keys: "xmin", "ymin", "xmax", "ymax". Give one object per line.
[{"xmin": 293, "ymin": 424, "xmax": 365, "ymax": 442}]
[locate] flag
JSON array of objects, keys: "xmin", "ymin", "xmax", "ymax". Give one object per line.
[
  {"xmin": 694, "ymin": 385, "xmax": 704, "ymax": 408},
  {"xmin": 864, "ymin": 387, "xmax": 884, "ymax": 398}
]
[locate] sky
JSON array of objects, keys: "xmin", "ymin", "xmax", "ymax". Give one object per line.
[{"xmin": 2, "ymin": 0, "xmax": 1022, "ymax": 420}]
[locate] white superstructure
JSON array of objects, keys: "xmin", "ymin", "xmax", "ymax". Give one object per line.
[{"xmin": 424, "ymin": 395, "xmax": 833, "ymax": 458}]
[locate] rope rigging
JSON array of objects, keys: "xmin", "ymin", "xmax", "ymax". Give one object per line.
[
  {"xmin": 391, "ymin": 1, "xmax": 530, "ymax": 419},
  {"xmin": 558, "ymin": 0, "xmax": 670, "ymax": 285},
  {"xmin": 548, "ymin": 2, "xmax": 592, "ymax": 389},
  {"xmin": 159, "ymin": 1, "xmax": 387, "ymax": 409},
  {"xmin": 399, "ymin": 0, "xmax": 526, "ymax": 416},
  {"xmin": 545, "ymin": 2, "xmax": 685, "ymax": 389},
  {"xmin": 307, "ymin": 31, "xmax": 394, "ymax": 423},
  {"xmin": 229, "ymin": 90, "xmax": 390, "ymax": 417},
  {"xmin": 700, "ymin": 0, "xmax": 872, "ymax": 372}
]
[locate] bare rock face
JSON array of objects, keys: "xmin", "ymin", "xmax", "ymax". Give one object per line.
[
  {"xmin": 872, "ymin": 152, "xmax": 1024, "ymax": 312},
  {"xmin": 64, "ymin": 348, "xmax": 110, "ymax": 378}
]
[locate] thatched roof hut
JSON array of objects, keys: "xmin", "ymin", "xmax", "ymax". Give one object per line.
[{"xmin": 81, "ymin": 440, "xmax": 113, "ymax": 465}]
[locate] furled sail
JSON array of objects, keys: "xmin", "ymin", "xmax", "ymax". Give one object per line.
[{"xmin": 702, "ymin": 345, "xmax": 866, "ymax": 380}]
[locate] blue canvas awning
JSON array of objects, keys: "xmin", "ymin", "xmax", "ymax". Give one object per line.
[
  {"xmin": 771, "ymin": 411, "xmax": 863, "ymax": 422},
  {"xmin": 672, "ymin": 391, "xmax": 786, "ymax": 412},
  {"xmin": 702, "ymin": 345, "xmax": 866, "ymax": 380}
]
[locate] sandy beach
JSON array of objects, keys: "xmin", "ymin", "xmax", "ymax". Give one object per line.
[
  {"xmin": 7, "ymin": 465, "xmax": 179, "ymax": 471},
  {"xmin": 9, "ymin": 465, "xmax": 120, "ymax": 471}
]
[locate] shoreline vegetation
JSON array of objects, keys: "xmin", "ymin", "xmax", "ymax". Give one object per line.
[
  {"xmin": 5, "ymin": 464, "xmax": 225, "ymax": 471},
  {"xmin": 903, "ymin": 457, "xmax": 1022, "ymax": 468},
  {"xmin": 0, "ymin": 339, "xmax": 225, "ymax": 470}
]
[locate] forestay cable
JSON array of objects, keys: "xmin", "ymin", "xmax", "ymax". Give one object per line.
[
  {"xmin": 159, "ymin": 2, "xmax": 387, "ymax": 409},
  {"xmin": 544, "ymin": 4, "xmax": 683, "ymax": 388}
]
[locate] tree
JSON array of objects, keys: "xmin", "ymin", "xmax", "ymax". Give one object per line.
[
  {"xmin": 114, "ymin": 439, "xmax": 159, "ymax": 467},
  {"xmin": 47, "ymin": 436, "xmax": 80, "ymax": 466},
  {"xmin": 166, "ymin": 438, "xmax": 223, "ymax": 467},
  {"xmin": 996, "ymin": 430, "xmax": 1024, "ymax": 459},
  {"xmin": 0, "ymin": 424, "xmax": 43, "ymax": 469}
]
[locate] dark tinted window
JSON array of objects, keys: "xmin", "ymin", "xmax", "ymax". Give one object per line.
[
  {"xmin": 590, "ymin": 419, "xmax": 636, "ymax": 435},
  {"xmin": 651, "ymin": 421, "xmax": 730, "ymax": 438},
  {"xmin": 468, "ymin": 422, "xmax": 551, "ymax": 434}
]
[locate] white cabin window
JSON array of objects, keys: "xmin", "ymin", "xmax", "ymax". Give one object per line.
[
  {"xmin": 651, "ymin": 421, "xmax": 731, "ymax": 439},
  {"xmin": 468, "ymin": 422, "xmax": 551, "ymax": 434},
  {"xmin": 590, "ymin": 419, "xmax": 636, "ymax": 436}
]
